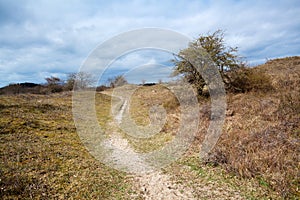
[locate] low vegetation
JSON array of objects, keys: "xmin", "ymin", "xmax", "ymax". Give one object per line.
[
  {"xmin": 123, "ymin": 57, "xmax": 299, "ymax": 198},
  {"xmin": 0, "ymin": 56, "xmax": 299, "ymax": 199}
]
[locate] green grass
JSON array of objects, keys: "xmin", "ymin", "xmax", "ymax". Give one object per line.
[{"xmin": 168, "ymin": 156, "xmax": 281, "ymax": 199}]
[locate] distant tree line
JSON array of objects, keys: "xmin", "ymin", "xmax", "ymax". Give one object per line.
[{"xmin": 0, "ymin": 73, "xmax": 130, "ymax": 95}]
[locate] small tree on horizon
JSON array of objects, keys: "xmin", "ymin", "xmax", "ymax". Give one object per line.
[
  {"xmin": 45, "ymin": 76, "xmax": 63, "ymax": 85},
  {"xmin": 108, "ymin": 75, "xmax": 128, "ymax": 88},
  {"xmin": 65, "ymin": 72, "xmax": 94, "ymax": 90},
  {"xmin": 45, "ymin": 76, "xmax": 64, "ymax": 93}
]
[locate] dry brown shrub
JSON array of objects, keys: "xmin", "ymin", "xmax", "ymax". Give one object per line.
[{"xmin": 228, "ymin": 67, "xmax": 274, "ymax": 93}]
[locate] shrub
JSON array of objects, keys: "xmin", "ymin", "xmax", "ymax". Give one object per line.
[
  {"xmin": 96, "ymin": 85, "xmax": 109, "ymax": 92},
  {"xmin": 228, "ymin": 67, "xmax": 273, "ymax": 93}
]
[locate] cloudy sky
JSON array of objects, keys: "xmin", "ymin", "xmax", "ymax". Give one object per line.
[{"xmin": 0, "ymin": 0, "xmax": 299, "ymax": 87}]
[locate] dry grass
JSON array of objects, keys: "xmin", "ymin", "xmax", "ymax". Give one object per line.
[
  {"xmin": 206, "ymin": 56, "xmax": 300, "ymax": 198},
  {"xmin": 104, "ymin": 84, "xmax": 279, "ymax": 199},
  {"xmin": 0, "ymin": 92, "xmax": 139, "ymax": 199},
  {"xmin": 95, "ymin": 93, "xmax": 113, "ymax": 129},
  {"xmin": 104, "ymin": 57, "xmax": 299, "ymax": 198},
  {"xmin": 1, "ymin": 56, "xmax": 299, "ymax": 199},
  {"xmin": 129, "ymin": 84, "xmax": 179, "ymax": 126}
]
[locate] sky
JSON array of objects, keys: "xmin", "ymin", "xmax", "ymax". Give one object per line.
[{"xmin": 0, "ymin": 0, "xmax": 299, "ymax": 87}]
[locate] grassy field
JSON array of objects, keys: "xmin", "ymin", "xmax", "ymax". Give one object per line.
[
  {"xmin": 0, "ymin": 57, "xmax": 299, "ymax": 199},
  {"xmin": 0, "ymin": 92, "xmax": 280, "ymax": 199},
  {"xmin": 0, "ymin": 93, "xmax": 141, "ymax": 199}
]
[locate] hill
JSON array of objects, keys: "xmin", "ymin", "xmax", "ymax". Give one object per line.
[
  {"xmin": 122, "ymin": 56, "xmax": 299, "ymax": 198},
  {"xmin": 99, "ymin": 56, "xmax": 299, "ymax": 198},
  {"xmin": 206, "ymin": 56, "xmax": 299, "ymax": 197}
]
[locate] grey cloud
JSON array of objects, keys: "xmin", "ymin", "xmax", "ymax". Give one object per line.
[
  {"xmin": 0, "ymin": 0, "xmax": 299, "ymax": 87},
  {"xmin": 0, "ymin": 0, "xmax": 29, "ymax": 25}
]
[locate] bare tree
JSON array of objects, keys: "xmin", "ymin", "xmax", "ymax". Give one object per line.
[
  {"xmin": 45, "ymin": 76, "xmax": 62, "ymax": 85},
  {"xmin": 65, "ymin": 72, "xmax": 94, "ymax": 90},
  {"xmin": 45, "ymin": 76, "xmax": 63, "ymax": 93},
  {"xmin": 108, "ymin": 75, "xmax": 128, "ymax": 88}
]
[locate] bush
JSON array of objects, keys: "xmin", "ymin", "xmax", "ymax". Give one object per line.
[
  {"xmin": 228, "ymin": 67, "xmax": 273, "ymax": 93},
  {"xmin": 96, "ymin": 85, "xmax": 109, "ymax": 92}
]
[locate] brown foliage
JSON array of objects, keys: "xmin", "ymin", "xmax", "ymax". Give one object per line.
[{"xmin": 228, "ymin": 67, "xmax": 274, "ymax": 93}]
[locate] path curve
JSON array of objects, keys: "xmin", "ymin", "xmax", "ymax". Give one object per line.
[{"xmin": 101, "ymin": 91, "xmax": 196, "ymax": 200}]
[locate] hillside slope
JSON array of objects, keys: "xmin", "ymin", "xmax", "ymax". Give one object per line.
[
  {"xmin": 102, "ymin": 56, "xmax": 299, "ymax": 198},
  {"xmin": 206, "ymin": 56, "xmax": 299, "ymax": 198}
]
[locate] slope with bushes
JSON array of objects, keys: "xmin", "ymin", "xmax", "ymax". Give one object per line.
[{"xmin": 205, "ymin": 56, "xmax": 299, "ymax": 198}]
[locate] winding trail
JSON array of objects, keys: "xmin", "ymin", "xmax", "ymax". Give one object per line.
[
  {"xmin": 100, "ymin": 88, "xmax": 244, "ymax": 199},
  {"xmin": 101, "ymin": 91, "xmax": 196, "ymax": 200}
]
